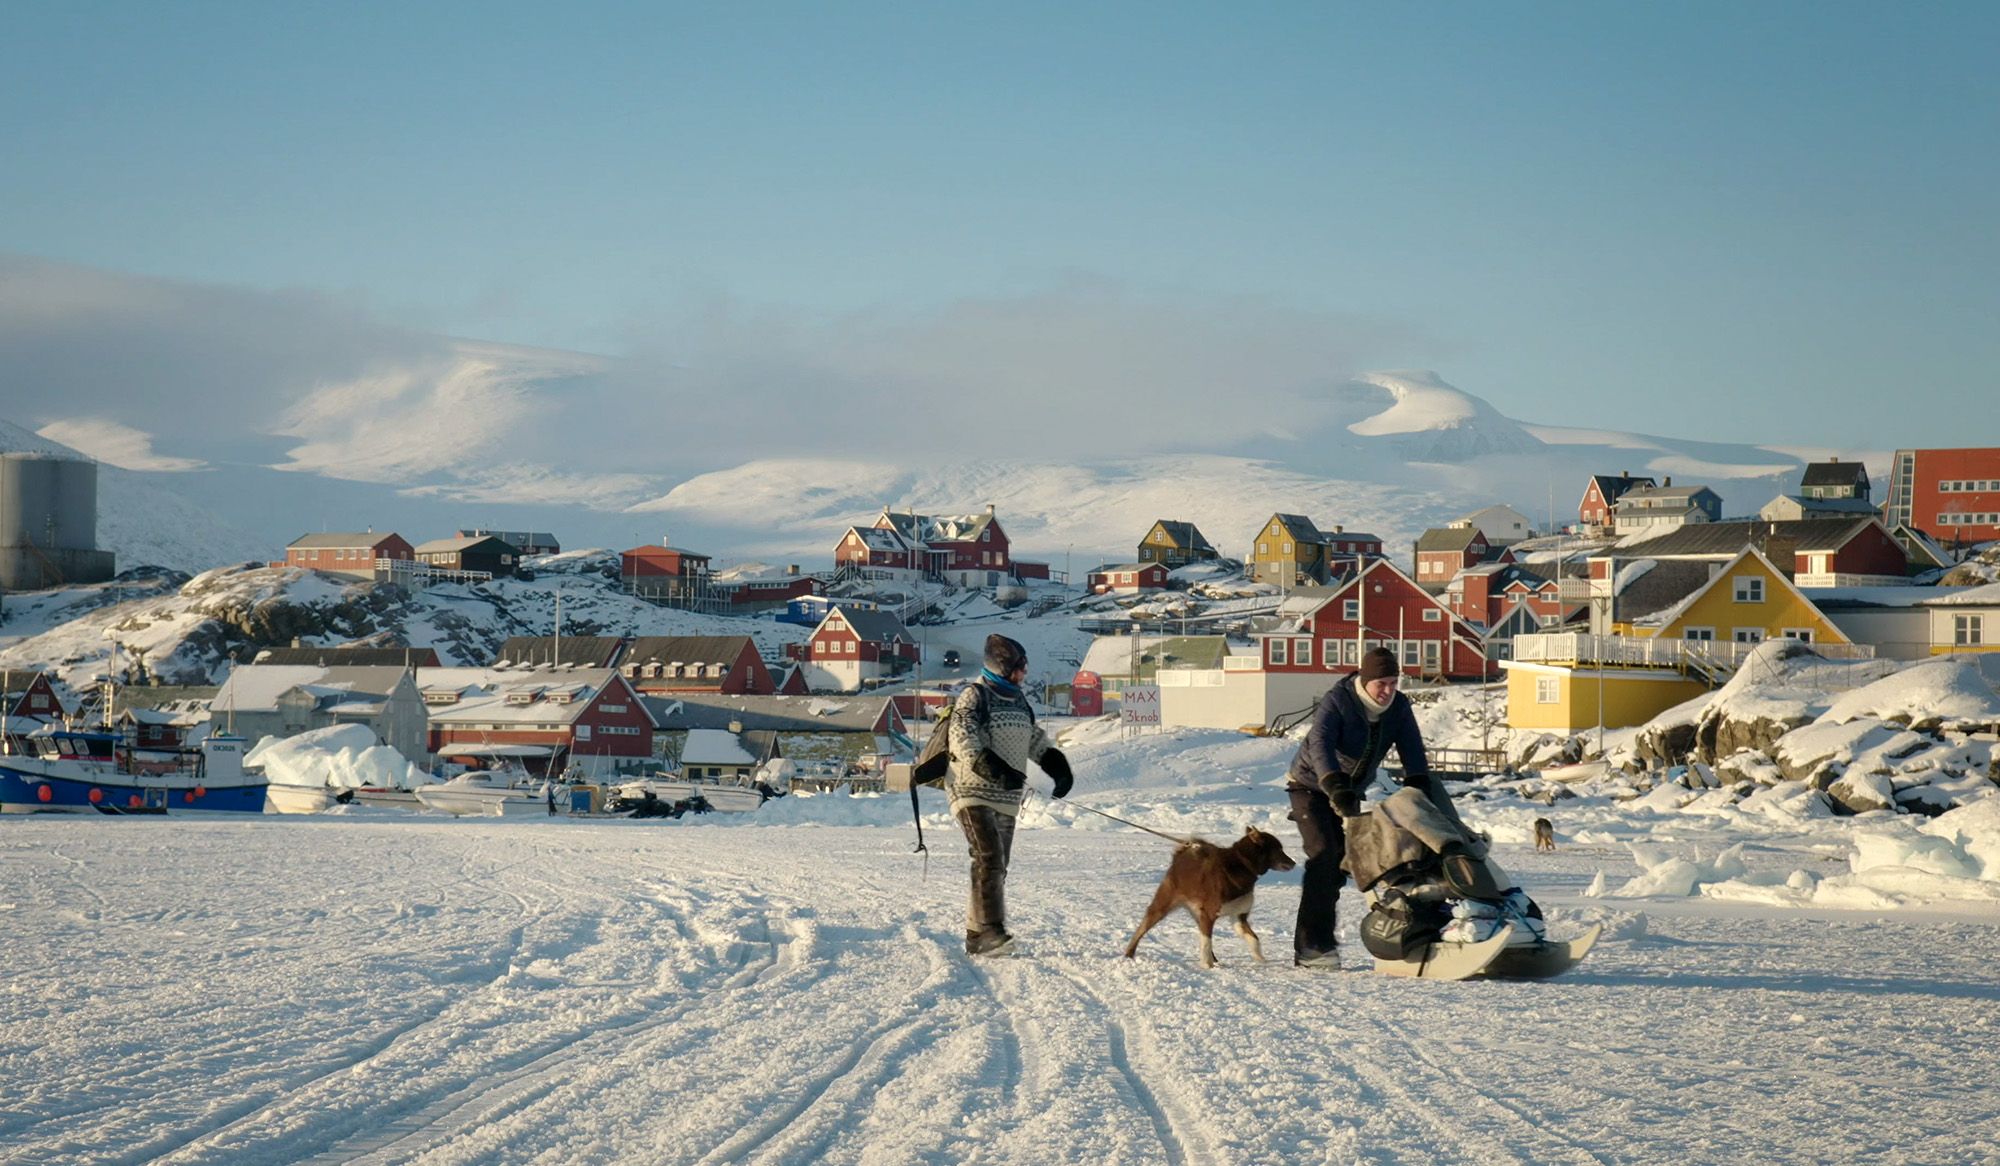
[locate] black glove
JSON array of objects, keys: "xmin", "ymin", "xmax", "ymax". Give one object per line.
[
  {"xmin": 1040, "ymin": 748, "xmax": 1073, "ymax": 799},
  {"xmin": 975, "ymin": 749, "xmax": 1027, "ymax": 790},
  {"xmin": 1318, "ymin": 775, "xmax": 1360, "ymax": 818}
]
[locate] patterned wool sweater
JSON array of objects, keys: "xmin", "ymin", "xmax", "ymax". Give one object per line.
[{"xmin": 945, "ymin": 677, "xmax": 1051, "ymax": 817}]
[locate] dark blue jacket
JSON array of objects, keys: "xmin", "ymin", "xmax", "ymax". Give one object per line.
[{"xmin": 1286, "ymin": 675, "xmax": 1432, "ymax": 809}]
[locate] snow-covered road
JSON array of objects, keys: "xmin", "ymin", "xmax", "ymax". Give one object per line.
[{"xmin": 6, "ymin": 806, "xmax": 1998, "ymax": 1166}]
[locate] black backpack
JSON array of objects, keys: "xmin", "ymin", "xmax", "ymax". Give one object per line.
[{"xmin": 906, "ymin": 684, "xmax": 1001, "ymax": 854}]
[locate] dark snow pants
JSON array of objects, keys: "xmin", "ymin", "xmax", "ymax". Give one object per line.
[
  {"xmin": 1287, "ymin": 784, "xmax": 1347, "ymax": 958},
  {"xmin": 957, "ymin": 805, "xmax": 1017, "ymax": 937}
]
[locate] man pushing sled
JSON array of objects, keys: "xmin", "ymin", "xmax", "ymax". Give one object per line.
[{"xmin": 1285, "ymin": 647, "xmax": 1597, "ymax": 980}]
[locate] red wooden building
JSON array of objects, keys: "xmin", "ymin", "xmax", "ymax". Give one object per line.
[
  {"xmin": 283, "ymin": 532, "xmax": 416, "ymax": 579},
  {"xmin": 1257, "ymin": 559, "xmax": 1494, "ymax": 681},
  {"xmin": 1086, "ymin": 562, "xmax": 1171, "ymax": 593},
  {"xmin": 422, "ymin": 667, "xmax": 654, "ymax": 773}
]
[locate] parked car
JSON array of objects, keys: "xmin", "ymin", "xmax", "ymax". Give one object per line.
[{"xmin": 942, "ymin": 649, "xmax": 961, "ymax": 669}]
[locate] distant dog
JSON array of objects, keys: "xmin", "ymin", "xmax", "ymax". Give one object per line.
[
  {"xmin": 1533, "ymin": 817, "xmax": 1556, "ymax": 852},
  {"xmin": 1123, "ymin": 828, "xmax": 1296, "ymax": 968}
]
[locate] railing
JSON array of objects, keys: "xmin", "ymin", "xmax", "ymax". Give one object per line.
[{"xmin": 1511, "ymin": 633, "xmax": 1875, "ymax": 673}]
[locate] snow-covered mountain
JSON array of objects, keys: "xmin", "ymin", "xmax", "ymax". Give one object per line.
[{"xmin": 6, "ymin": 367, "xmax": 1883, "ymax": 575}]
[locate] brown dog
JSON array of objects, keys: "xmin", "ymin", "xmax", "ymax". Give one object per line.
[
  {"xmin": 1533, "ymin": 817, "xmax": 1556, "ymax": 852},
  {"xmin": 1123, "ymin": 828, "xmax": 1297, "ymax": 968}
]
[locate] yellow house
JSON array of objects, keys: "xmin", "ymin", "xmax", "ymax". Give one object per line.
[
  {"xmin": 1501, "ymin": 658, "xmax": 1709, "ymax": 733},
  {"xmin": 1247, "ymin": 513, "xmax": 1331, "ymax": 587},
  {"xmin": 1504, "ymin": 548, "xmax": 1865, "ymax": 733},
  {"xmin": 1642, "ymin": 547, "xmax": 1851, "ymax": 647}
]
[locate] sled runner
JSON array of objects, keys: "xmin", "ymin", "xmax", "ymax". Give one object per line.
[
  {"xmin": 1345, "ymin": 788, "xmax": 1599, "ymax": 981},
  {"xmin": 1479, "ymin": 923, "xmax": 1603, "ymax": 980},
  {"xmin": 1371, "ymin": 924, "xmax": 1517, "ymax": 980}
]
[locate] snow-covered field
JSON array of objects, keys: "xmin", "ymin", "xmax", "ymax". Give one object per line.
[{"xmin": 6, "ymin": 725, "xmax": 1999, "ymax": 1165}]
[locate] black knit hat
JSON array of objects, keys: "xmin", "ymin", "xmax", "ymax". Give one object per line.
[
  {"xmin": 1358, "ymin": 646, "xmax": 1400, "ymax": 682},
  {"xmin": 984, "ymin": 633, "xmax": 1028, "ymax": 675}
]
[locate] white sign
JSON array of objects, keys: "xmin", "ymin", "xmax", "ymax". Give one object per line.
[{"xmin": 1120, "ymin": 685, "xmax": 1162, "ymax": 725}]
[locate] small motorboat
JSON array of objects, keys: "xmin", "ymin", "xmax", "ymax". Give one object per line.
[{"xmin": 414, "ymin": 768, "xmax": 552, "ymax": 817}]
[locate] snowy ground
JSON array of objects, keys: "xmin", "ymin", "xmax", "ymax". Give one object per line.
[{"xmin": 6, "ymin": 726, "xmax": 1999, "ymax": 1165}]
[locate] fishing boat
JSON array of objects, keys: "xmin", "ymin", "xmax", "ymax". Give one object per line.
[
  {"xmin": 413, "ymin": 768, "xmax": 552, "ymax": 817},
  {"xmin": 0, "ymin": 730, "xmax": 263, "ymax": 814},
  {"xmin": 1537, "ymin": 758, "xmax": 1612, "ymax": 783}
]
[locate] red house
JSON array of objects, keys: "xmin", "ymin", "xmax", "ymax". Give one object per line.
[
  {"xmin": 1259, "ymin": 559, "xmax": 1493, "ymax": 680},
  {"xmin": 1086, "ymin": 562, "xmax": 1170, "ymax": 594},
  {"xmin": 1448, "ymin": 563, "xmax": 1570, "ymax": 629},
  {"xmin": 1578, "ymin": 473, "xmax": 1657, "ymax": 531},
  {"xmin": 1413, "ymin": 527, "xmax": 1503, "ymax": 592},
  {"xmin": 422, "ymin": 667, "xmax": 654, "ymax": 774},
  {"xmin": 1788, "ymin": 518, "xmax": 1913, "ymax": 587},
  {"xmin": 620, "ymin": 543, "xmax": 717, "ymax": 610},
  {"xmin": 789, "ymin": 606, "xmax": 921, "ymax": 693},
  {"xmin": 621, "ymin": 636, "xmax": 776, "ymax": 695},
  {"xmin": 283, "ymin": 532, "xmax": 416, "ymax": 580},
  {"xmin": 3, "ymin": 672, "xmax": 69, "ymax": 752}
]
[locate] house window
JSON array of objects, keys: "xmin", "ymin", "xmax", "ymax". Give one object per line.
[
  {"xmin": 1343, "ymin": 599, "xmax": 1359, "ymax": 620},
  {"xmin": 1424, "ymin": 609, "xmax": 1442, "ymax": 622},
  {"xmin": 1321, "ymin": 640, "xmax": 1340, "ymax": 669},
  {"xmin": 1282, "ymin": 542, "xmax": 1293, "ymax": 555},
  {"xmin": 1733, "ymin": 628, "xmax": 1765, "ymax": 644},
  {"xmin": 1270, "ymin": 639, "xmax": 1288, "ymax": 665},
  {"xmin": 1780, "ymin": 629, "xmax": 1813, "ymax": 642},
  {"xmin": 1684, "ymin": 627, "xmax": 1715, "ymax": 641},
  {"xmin": 1423, "ymin": 640, "xmax": 1439, "ymax": 669},
  {"xmin": 1955, "ymin": 615, "xmax": 1984, "ymax": 646},
  {"xmin": 1401, "ymin": 641, "xmax": 1419, "ymax": 666},
  {"xmin": 1733, "ymin": 576, "xmax": 1764, "ymax": 603},
  {"xmin": 1293, "ymin": 638, "xmax": 1312, "ymax": 665},
  {"xmin": 1258, "ymin": 541, "xmax": 1269, "ymax": 556},
  {"xmin": 1342, "ymin": 640, "xmax": 1358, "ymax": 666},
  {"xmin": 1536, "ymin": 677, "xmax": 1560, "ymax": 704}
]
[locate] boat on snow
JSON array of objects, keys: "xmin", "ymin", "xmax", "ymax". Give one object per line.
[
  {"xmin": 413, "ymin": 769, "xmax": 553, "ymax": 817},
  {"xmin": 609, "ymin": 776, "xmax": 766, "ymax": 813},
  {"xmin": 0, "ymin": 731, "xmax": 263, "ymax": 814}
]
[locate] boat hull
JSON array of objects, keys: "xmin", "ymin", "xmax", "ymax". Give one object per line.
[
  {"xmin": 264, "ymin": 783, "xmax": 347, "ymax": 814},
  {"xmin": 413, "ymin": 786, "xmax": 550, "ymax": 817},
  {"xmin": 613, "ymin": 780, "xmax": 764, "ymax": 813},
  {"xmin": 0, "ymin": 761, "xmax": 268, "ymax": 815}
]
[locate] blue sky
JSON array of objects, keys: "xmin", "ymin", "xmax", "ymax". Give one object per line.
[{"xmin": 3, "ymin": 1, "xmax": 1996, "ymax": 453}]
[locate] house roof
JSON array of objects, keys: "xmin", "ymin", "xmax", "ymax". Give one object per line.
[
  {"xmin": 682, "ymin": 728, "xmax": 759, "ymax": 765},
  {"xmin": 878, "ymin": 508, "xmax": 998, "ymax": 545},
  {"xmin": 623, "ymin": 544, "xmax": 710, "ymax": 559},
  {"xmin": 1267, "ymin": 513, "xmax": 1327, "ymax": 543},
  {"xmin": 823, "ymin": 606, "xmax": 912, "ymax": 643},
  {"xmin": 287, "ymin": 532, "xmax": 402, "ymax": 550},
  {"xmin": 498, "ymin": 636, "xmax": 627, "ymax": 668},
  {"xmin": 1077, "ymin": 634, "xmax": 1232, "ymax": 679},
  {"xmin": 413, "ymin": 535, "xmax": 513, "ymax": 555},
  {"xmin": 1089, "ymin": 563, "xmax": 1158, "ymax": 575},
  {"xmin": 252, "ymin": 646, "xmax": 439, "ymax": 668},
  {"xmin": 1416, "ymin": 527, "xmax": 1486, "ymax": 554},
  {"xmin": 1613, "ymin": 517, "xmax": 1886, "ymax": 559},
  {"xmin": 458, "ymin": 529, "xmax": 557, "ymax": 547},
  {"xmin": 1147, "ymin": 520, "xmax": 1214, "ymax": 552},
  {"xmin": 1801, "ymin": 461, "xmax": 1870, "ymax": 489},
  {"xmin": 1588, "ymin": 473, "xmax": 1656, "ymax": 500},
  {"xmin": 642, "ymin": 693, "xmax": 897, "ymax": 734},
  {"xmin": 625, "ymin": 636, "xmax": 755, "ymax": 667},
  {"xmin": 845, "ymin": 526, "xmax": 913, "ymax": 553},
  {"xmin": 211, "ymin": 665, "xmax": 416, "ymax": 713},
  {"xmin": 419, "ymin": 667, "xmax": 618, "ymax": 726},
  {"xmin": 1614, "ymin": 484, "xmax": 1718, "ymax": 509}
]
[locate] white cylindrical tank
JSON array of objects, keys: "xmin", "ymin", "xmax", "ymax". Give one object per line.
[
  {"xmin": 0, "ymin": 453, "xmax": 66, "ymax": 548},
  {"xmin": 51, "ymin": 455, "xmax": 98, "ymax": 550}
]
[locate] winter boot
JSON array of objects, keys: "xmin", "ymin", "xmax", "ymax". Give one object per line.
[
  {"xmin": 1293, "ymin": 948, "xmax": 1342, "ymax": 971},
  {"xmin": 966, "ymin": 928, "xmax": 1017, "ymax": 957}
]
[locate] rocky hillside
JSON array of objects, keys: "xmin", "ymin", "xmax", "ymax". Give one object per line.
[{"xmin": 0, "ymin": 552, "xmax": 812, "ymax": 695}]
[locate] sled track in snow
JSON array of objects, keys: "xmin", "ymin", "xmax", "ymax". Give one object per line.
[{"xmin": 1062, "ymin": 967, "xmax": 1205, "ymax": 1166}]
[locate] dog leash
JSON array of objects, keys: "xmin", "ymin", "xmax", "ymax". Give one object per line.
[{"xmin": 1064, "ymin": 800, "xmax": 1196, "ymax": 845}]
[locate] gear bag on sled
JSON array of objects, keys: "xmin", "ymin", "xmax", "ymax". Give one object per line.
[{"xmin": 1342, "ymin": 788, "xmax": 1545, "ymax": 961}]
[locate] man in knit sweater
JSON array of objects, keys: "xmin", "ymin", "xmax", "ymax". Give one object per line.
[
  {"xmin": 1284, "ymin": 646, "xmax": 1466, "ymax": 969},
  {"xmin": 947, "ymin": 633, "xmax": 1074, "ymax": 956}
]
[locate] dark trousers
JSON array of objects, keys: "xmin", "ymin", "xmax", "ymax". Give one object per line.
[
  {"xmin": 957, "ymin": 805, "xmax": 1017, "ymax": 936},
  {"xmin": 1287, "ymin": 784, "xmax": 1347, "ymax": 957}
]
